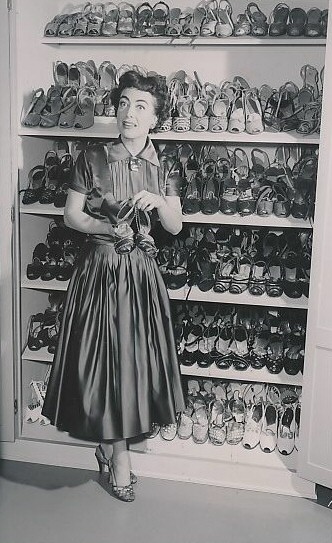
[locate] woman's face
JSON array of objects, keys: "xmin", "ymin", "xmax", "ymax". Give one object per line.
[{"xmin": 117, "ymin": 87, "xmax": 158, "ymax": 141}]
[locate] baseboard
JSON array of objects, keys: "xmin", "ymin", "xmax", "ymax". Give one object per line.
[{"xmin": 0, "ymin": 438, "xmax": 315, "ymax": 498}]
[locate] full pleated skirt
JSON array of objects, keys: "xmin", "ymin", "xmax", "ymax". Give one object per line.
[{"xmin": 42, "ymin": 240, "xmax": 185, "ymax": 441}]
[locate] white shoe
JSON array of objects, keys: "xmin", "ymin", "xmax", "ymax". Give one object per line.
[
  {"xmin": 260, "ymin": 403, "xmax": 277, "ymax": 453},
  {"xmin": 243, "ymin": 402, "xmax": 264, "ymax": 449},
  {"xmin": 277, "ymin": 406, "xmax": 295, "ymax": 455}
]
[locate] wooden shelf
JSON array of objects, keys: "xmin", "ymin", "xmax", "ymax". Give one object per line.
[
  {"xmin": 19, "ymin": 204, "xmax": 312, "ymax": 230},
  {"xmin": 168, "ymin": 285, "xmax": 308, "ymax": 309},
  {"xmin": 22, "ymin": 346, "xmax": 53, "ymax": 362},
  {"xmin": 42, "ymin": 36, "xmax": 326, "ymax": 47},
  {"xmin": 180, "ymin": 363, "xmax": 302, "ymax": 386},
  {"xmin": 182, "ymin": 213, "xmax": 312, "ymax": 229},
  {"xmin": 18, "ymin": 121, "xmax": 320, "ymax": 145},
  {"xmin": 21, "ymin": 278, "xmax": 308, "ymax": 309},
  {"xmin": 21, "ymin": 346, "xmax": 302, "ymax": 387},
  {"xmin": 20, "ymin": 202, "xmax": 64, "ymax": 215},
  {"xmin": 21, "ymin": 277, "xmax": 69, "ymax": 291}
]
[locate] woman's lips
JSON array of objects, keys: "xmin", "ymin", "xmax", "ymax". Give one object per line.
[{"xmin": 123, "ymin": 120, "xmax": 136, "ymax": 128}]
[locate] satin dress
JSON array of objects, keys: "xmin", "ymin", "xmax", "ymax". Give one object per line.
[{"xmin": 42, "ymin": 138, "xmax": 185, "ymax": 441}]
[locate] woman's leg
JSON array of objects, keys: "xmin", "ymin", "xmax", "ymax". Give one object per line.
[{"xmin": 102, "ymin": 439, "xmax": 131, "ymax": 487}]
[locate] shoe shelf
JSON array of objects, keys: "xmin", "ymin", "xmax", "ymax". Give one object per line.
[
  {"xmin": 20, "ymin": 279, "xmax": 308, "ymax": 308},
  {"xmin": 145, "ymin": 434, "xmax": 297, "ymax": 471},
  {"xmin": 22, "ymin": 346, "xmax": 53, "ymax": 363},
  {"xmin": 20, "ymin": 203, "xmax": 64, "ymax": 216},
  {"xmin": 19, "ymin": 204, "xmax": 312, "ymax": 230},
  {"xmin": 182, "ymin": 213, "xmax": 312, "ymax": 229},
  {"xmin": 180, "ymin": 364, "xmax": 302, "ymax": 387},
  {"xmin": 18, "ymin": 123, "xmax": 320, "ymax": 146},
  {"xmin": 21, "ymin": 277, "xmax": 69, "ymax": 291},
  {"xmin": 20, "ymin": 420, "xmax": 87, "ymax": 444},
  {"xmin": 41, "ymin": 36, "xmax": 326, "ymax": 47},
  {"xmin": 168, "ymin": 286, "xmax": 308, "ymax": 310},
  {"xmin": 21, "ymin": 345, "xmax": 302, "ymax": 387}
]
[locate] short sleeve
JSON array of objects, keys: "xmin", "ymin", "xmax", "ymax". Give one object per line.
[
  {"xmin": 165, "ymin": 171, "xmax": 183, "ymax": 197},
  {"xmin": 70, "ymin": 150, "xmax": 93, "ymax": 195}
]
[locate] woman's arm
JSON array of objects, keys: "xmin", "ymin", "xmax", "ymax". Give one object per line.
[
  {"xmin": 64, "ymin": 189, "xmax": 115, "ymax": 236},
  {"xmin": 130, "ymin": 191, "xmax": 182, "ymax": 235}
]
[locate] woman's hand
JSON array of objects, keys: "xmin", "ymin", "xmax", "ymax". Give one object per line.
[{"xmin": 130, "ymin": 190, "xmax": 166, "ymax": 212}]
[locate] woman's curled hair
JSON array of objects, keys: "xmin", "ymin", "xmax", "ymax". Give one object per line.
[{"xmin": 111, "ymin": 70, "xmax": 170, "ymax": 130}]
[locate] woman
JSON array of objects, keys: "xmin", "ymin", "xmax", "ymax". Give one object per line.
[{"xmin": 42, "ymin": 70, "xmax": 186, "ymax": 502}]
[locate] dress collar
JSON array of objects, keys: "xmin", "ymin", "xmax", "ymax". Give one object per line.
[{"xmin": 107, "ymin": 137, "xmax": 160, "ymax": 167}]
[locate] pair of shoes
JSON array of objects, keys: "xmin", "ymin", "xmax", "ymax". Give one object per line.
[{"xmin": 101, "ymin": 199, "xmax": 159, "ymax": 257}]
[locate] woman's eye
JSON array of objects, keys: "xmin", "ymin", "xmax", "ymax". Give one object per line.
[
  {"xmin": 137, "ymin": 105, "xmax": 145, "ymax": 111},
  {"xmin": 119, "ymin": 100, "xmax": 127, "ymax": 108}
]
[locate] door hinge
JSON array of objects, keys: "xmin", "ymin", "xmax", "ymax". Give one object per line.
[
  {"xmin": 14, "ymin": 399, "xmax": 18, "ymax": 414},
  {"xmin": 7, "ymin": 0, "xmax": 12, "ymax": 11}
]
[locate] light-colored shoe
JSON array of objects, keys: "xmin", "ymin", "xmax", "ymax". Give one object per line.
[
  {"xmin": 178, "ymin": 408, "xmax": 193, "ymax": 440},
  {"xmin": 242, "ymin": 402, "xmax": 264, "ymax": 449},
  {"xmin": 260, "ymin": 403, "xmax": 278, "ymax": 453}
]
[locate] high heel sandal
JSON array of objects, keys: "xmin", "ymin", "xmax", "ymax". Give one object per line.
[{"xmin": 95, "ymin": 445, "xmax": 137, "ymax": 486}]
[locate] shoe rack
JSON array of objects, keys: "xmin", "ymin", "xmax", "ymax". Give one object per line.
[{"xmin": 3, "ymin": 0, "xmax": 331, "ymax": 497}]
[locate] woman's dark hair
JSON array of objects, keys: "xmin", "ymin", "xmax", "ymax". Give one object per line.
[{"xmin": 111, "ymin": 70, "xmax": 170, "ymax": 131}]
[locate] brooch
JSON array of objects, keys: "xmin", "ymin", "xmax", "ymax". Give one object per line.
[{"xmin": 129, "ymin": 157, "xmax": 142, "ymax": 172}]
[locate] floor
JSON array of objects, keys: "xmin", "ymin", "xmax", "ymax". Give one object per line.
[{"xmin": 1, "ymin": 460, "xmax": 332, "ymax": 543}]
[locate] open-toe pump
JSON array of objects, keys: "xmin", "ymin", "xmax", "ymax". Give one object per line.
[{"xmin": 95, "ymin": 445, "xmax": 137, "ymax": 485}]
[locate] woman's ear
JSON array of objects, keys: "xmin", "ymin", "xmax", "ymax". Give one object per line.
[{"xmin": 150, "ymin": 114, "xmax": 158, "ymax": 130}]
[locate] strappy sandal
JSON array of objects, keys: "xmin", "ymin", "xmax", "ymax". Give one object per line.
[
  {"xmin": 57, "ymin": 13, "xmax": 80, "ymax": 36},
  {"xmin": 250, "ymin": 329, "xmax": 269, "ymax": 369},
  {"xmin": 234, "ymin": 13, "xmax": 251, "ymax": 36},
  {"xmin": 53, "ymin": 61, "xmax": 68, "ymax": 87},
  {"xmin": 58, "ymin": 87, "xmax": 78, "ymax": 128},
  {"xmin": 200, "ymin": 1, "xmax": 218, "ymax": 36},
  {"xmin": 220, "ymin": 178, "xmax": 238, "ymax": 215},
  {"xmin": 86, "ymin": 3, "xmax": 104, "ymax": 36},
  {"xmin": 304, "ymin": 7, "xmax": 322, "ymax": 37},
  {"xmin": 229, "ymin": 255, "xmax": 252, "ymax": 294},
  {"xmin": 237, "ymin": 179, "xmax": 256, "ymax": 216},
  {"xmin": 75, "ymin": 60, "xmax": 98, "ymax": 88},
  {"xmin": 112, "ymin": 200, "xmax": 136, "ymax": 254},
  {"xmin": 208, "ymin": 92, "xmax": 229, "ymax": 132},
  {"xmin": 248, "ymin": 259, "xmax": 266, "ymax": 296},
  {"xmin": 22, "ymin": 89, "xmax": 47, "ymax": 127},
  {"xmin": 151, "ymin": 1, "xmax": 169, "ymax": 36},
  {"xmin": 296, "ymin": 103, "xmax": 321, "ymax": 135},
  {"xmin": 287, "ymin": 7, "xmax": 307, "ymax": 36},
  {"xmin": 266, "ymin": 256, "xmax": 284, "ymax": 297},
  {"xmin": 117, "ymin": 2, "xmax": 135, "ymax": 34},
  {"xmin": 245, "ymin": 3, "xmax": 268, "ymax": 36},
  {"xmin": 215, "ymin": 0, "xmax": 234, "ymax": 37},
  {"xmin": 268, "ymin": 3, "xmax": 290, "ymax": 36},
  {"xmin": 74, "ymin": 87, "xmax": 96, "ymax": 129},
  {"xmin": 72, "ymin": 3, "xmax": 93, "ymax": 35},
  {"xmin": 173, "ymin": 95, "xmax": 192, "ymax": 132},
  {"xmin": 228, "ymin": 90, "xmax": 245, "ymax": 133},
  {"xmin": 300, "ymin": 64, "xmax": 319, "ymax": 99},
  {"xmin": 102, "ymin": 2, "xmax": 119, "ymax": 36},
  {"xmin": 131, "ymin": 2, "xmax": 153, "ymax": 37},
  {"xmin": 21, "ymin": 165, "xmax": 45, "ymax": 205},
  {"xmin": 214, "ymin": 255, "xmax": 236, "ymax": 293},
  {"xmin": 201, "ymin": 174, "xmax": 219, "ymax": 215},
  {"xmin": 190, "ymin": 97, "xmax": 209, "ymax": 131},
  {"xmin": 244, "ymin": 88, "xmax": 264, "ymax": 134},
  {"xmin": 135, "ymin": 209, "xmax": 158, "ymax": 258},
  {"xmin": 44, "ymin": 14, "xmax": 68, "ymax": 36},
  {"xmin": 182, "ymin": 6, "xmax": 205, "ymax": 36},
  {"xmin": 39, "ymin": 86, "xmax": 64, "ymax": 128},
  {"xmin": 165, "ymin": 7, "xmax": 182, "ymax": 36}
]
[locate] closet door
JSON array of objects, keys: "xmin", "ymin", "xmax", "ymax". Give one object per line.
[
  {"xmin": 0, "ymin": 0, "xmax": 15, "ymax": 442},
  {"xmin": 297, "ymin": 20, "xmax": 332, "ymax": 488}
]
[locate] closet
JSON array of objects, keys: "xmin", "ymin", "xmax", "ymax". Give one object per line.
[{"xmin": 2, "ymin": 0, "xmax": 332, "ymax": 497}]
